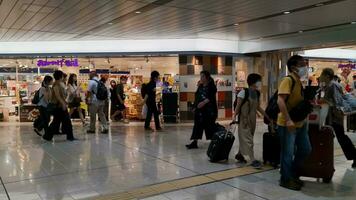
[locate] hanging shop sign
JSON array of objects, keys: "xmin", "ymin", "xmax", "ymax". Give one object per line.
[
  {"xmin": 338, "ymin": 63, "xmax": 356, "ymax": 70},
  {"xmin": 37, "ymin": 59, "xmax": 79, "ymax": 67}
]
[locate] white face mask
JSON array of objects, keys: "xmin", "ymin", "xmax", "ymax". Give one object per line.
[
  {"xmin": 297, "ymin": 67, "xmax": 308, "ymax": 79},
  {"xmin": 256, "ymin": 82, "xmax": 262, "ymax": 90}
]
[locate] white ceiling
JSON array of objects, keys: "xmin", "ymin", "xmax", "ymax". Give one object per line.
[{"xmin": 0, "ymin": 0, "xmax": 355, "ymax": 42}]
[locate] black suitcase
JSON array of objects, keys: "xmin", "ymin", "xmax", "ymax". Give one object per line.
[
  {"xmin": 298, "ymin": 125, "xmax": 335, "ymax": 183},
  {"xmin": 263, "ymin": 130, "xmax": 280, "ymax": 168},
  {"xmin": 347, "ymin": 114, "xmax": 356, "ymax": 132},
  {"xmin": 207, "ymin": 126, "xmax": 235, "ymax": 162}
]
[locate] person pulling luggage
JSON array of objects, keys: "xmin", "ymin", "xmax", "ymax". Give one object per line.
[{"xmin": 233, "ymin": 73, "xmax": 270, "ymax": 169}]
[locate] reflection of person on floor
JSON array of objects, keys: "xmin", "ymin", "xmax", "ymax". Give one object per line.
[
  {"xmin": 111, "ymin": 76, "xmax": 129, "ymax": 123},
  {"xmin": 143, "ymin": 71, "xmax": 162, "ymax": 131},
  {"xmin": 33, "ymin": 75, "xmax": 53, "ymax": 137},
  {"xmin": 233, "ymin": 73, "xmax": 270, "ymax": 169},
  {"xmin": 319, "ymin": 68, "xmax": 356, "ymax": 169},
  {"xmin": 186, "ymin": 71, "xmax": 217, "ymax": 149}
]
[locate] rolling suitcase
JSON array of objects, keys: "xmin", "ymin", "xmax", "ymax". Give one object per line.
[
  {"xmin": 207, "ymin": 125, "xmax": 235, "ymax": 162},
  {"xmin": 263, "ymin": 127, "xmax": 280, "ymax": 168},
  {"xmin": 298, "ymin": 125, "xmax": 335, "ymax": 183}
]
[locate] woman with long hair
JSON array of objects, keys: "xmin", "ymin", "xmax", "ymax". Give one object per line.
[
  {"xmin": 186, "ymin": 71, "xmax": 218, "ymax": 149},
  {"xmin": 67, "ymin": 73, "xmax": 86, "ymax": 126}
]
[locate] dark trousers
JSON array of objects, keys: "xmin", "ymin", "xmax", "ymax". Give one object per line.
[
  {"xmin": 145, "ymin": 104, "xmax": 161, "ymax": 129},
  {"xmin": 332, "ymin": 123, "xmax": 356, "ymax": 160},
  {"xmin": 44, "ymin": 107, "xmax": 74, "ymax": 140},
  {"xmin": 33, "ymin": 106, "xmax": 50, "ymax": 134},
  {"xmin": 190, "ymin": 111, "xmax": 216, "ymax": 140}
]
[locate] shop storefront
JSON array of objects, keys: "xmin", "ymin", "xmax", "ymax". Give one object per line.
[{"xmin": 0, "ymin": 56, "xmax": 180, "ymax": 122}]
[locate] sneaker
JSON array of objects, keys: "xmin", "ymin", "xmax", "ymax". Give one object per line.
[
  {"xmin": 352, "ymin": 160, "xmax": 356, "ymax": 168},
  {"xmin": 123, "ymin": 119, "xmax": 130, "ymax": 124},
  {"xmin": 185, "ymin": 141, "xmax": 198, "ymax": 149},
  {"xmin": 101, "ymin": 129, "xmax": 109, "ymax": 134},
  {"xmin": 251, "ymin": 160, "xmax": 262, "ymax": 169},
  {"xmin": 280, "ymin": 179, "xmax": 302, "ymax": 191},
  {"xmin": 235, "ymin": 154, "xmax": 247, "ymax": 163},
  {"xmin": 86, "ymin": 130, "xmax": 95, "ymax": 134},
  {"xmin": 34, "ymin": 128, "xmax": 42, "ymax": 136}
]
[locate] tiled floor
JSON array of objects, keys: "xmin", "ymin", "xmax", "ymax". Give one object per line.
[{"xmin": 0, "ymin": 121, "xmax": 355, "ymax": 200}]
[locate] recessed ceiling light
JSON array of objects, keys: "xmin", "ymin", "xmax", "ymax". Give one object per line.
[
  {"xmin": 233, "ymin": 23, "xmax": 239, "ymax": 26},
  {"xmin": 315, "ymin": 3, "xmax": 324, "ymax": 7},
  {"xmin": 351, "ymin": 21, "xmax": 356, "ymax": 24},
  {"xmin": 135, "ymin": 11, "xmax": 141, "ymax": 14},
  {"xmin": 283, "ymin": 11, "xmax": 291, "ymax": 14},
  {"xmin": 108, "ymin": 22, "xmax": 113, "ymax": 25},
  {"xmin": 298, "ymin": 30, "xmax": 304, "ymax": 33}
]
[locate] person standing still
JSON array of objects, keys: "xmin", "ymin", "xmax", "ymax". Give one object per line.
[
  {"xmin": 277, "ymin": 55, "xmax": 312, "ymax": 191},
  {"xmin": 233, "ymin": 73, "xmax": 270, "ymax": 168},
  {"xmin": 67, "ymin": 74, "xmax": 86, "ymax": 126},
  {"xmin": 86, "ymin": 72, "xmax": 109, "ymax": 134},
  {"xmin": 143, "ymin": 71, "xmax": 162, "ymax": 131},
  {"xmin": 44, "ymin": 70, "xmax": 76, "ymax": 141}
]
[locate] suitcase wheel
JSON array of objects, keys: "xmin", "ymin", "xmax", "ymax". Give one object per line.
[{"xmin": 322, "ymin": 177, "xmax": 332, "ymax": 183}]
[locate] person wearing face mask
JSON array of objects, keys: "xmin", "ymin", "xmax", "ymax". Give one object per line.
[
  {"xmin": 319, "ymin": 68, "xmax": 356, "ymax": 169},
  {"xmin": 143, "ymin": 71, "xmax": 162, "ymax": 131},
  {"xmin": 277, "ymin": 55, "xmax": 312, "ymax": 191},
  {"xmin": 233, "ymin": 73, "xmax": 270, "ymax": 168}
]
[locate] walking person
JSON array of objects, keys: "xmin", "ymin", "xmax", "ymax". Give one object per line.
[
  {"xmin": 111, "ymin": 76, "xmax": 129, "ymax": 123},
  {"xmin": 233, "ymin": 73, "xmax": 270, "ymax": 168},
  {"xmin": 86, "ymin": 72, "xmax": 109, "ymax": 134},
  {"xmin": 67, "ymin": 74, "xmax": 86, "ymax": 126},
  {"xmin": 44, "ymin": 70, "xmax": 76, "ymax": 141},
  {"xmin": 319, "ymin": 68, "xmax": 356, "ymax": 168},
  {"xmin": 109, "ymin": 80, "xmax": 120, "ymax": 121},
  {"xmin": 277, "ymin": 55, "xmax": 312, "ymax": 190},
  {"xmin": 33, "ymin": 76, "xmax": 54, "ymax": 136},
  {"xmin": 143, "ymin": 71, "xmax": 162, "ymax": 131},
  {"xmin": 186, "ymin": 71, "xmax": 217, "ymax": 149}
]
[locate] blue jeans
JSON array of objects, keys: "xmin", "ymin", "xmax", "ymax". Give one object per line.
[{"xmin": 278, "ymin": 123, "xmax": 311, "ymax": 182}]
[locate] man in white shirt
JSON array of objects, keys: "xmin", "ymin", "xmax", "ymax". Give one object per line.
[{"xmin": 86, "ymin": 71, "xmax": 108, "ymax": 134}]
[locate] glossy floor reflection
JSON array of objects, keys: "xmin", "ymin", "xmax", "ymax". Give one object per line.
[{"xmin": 0, "ymin": 121, "xmax": 355, "ymax": 200}]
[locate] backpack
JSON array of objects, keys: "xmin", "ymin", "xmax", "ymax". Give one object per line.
[
  {"xmin": 93, "ymin": 80, "xmax": 108, "ymax": 101},
  {"xmin": 263, "ymin": 75, "xmax": 295, "ymax": 124},
  {"xmin": 32, "ymin": 87, "xmax": 43, "ymax": 105},
  {"xmin": 235, "ymin": 88, "xmax": 260, "ymax": 124}
]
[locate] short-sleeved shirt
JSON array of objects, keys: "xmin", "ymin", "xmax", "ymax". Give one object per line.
[
  {"xmin": 37, "ymin": 87, "xmax": 49, "ymax": 107},
  {"xmin": 88, "ymin": 77, "xmax": 104, "ymax": 105},
  {"xmin": 277, "ymin": 74, "xmax": 305, "ymax": 128},
  {"xmin": 145, "ymin": 81, "xmax": 157, "ymax": 107}
]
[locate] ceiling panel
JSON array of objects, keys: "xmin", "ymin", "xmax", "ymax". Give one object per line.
[{"xmin": 0, "ymin": 0, "xmax": 354, "ymax": 42}]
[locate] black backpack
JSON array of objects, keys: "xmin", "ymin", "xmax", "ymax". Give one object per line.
[
  {"xmin": 32, "ymin": 87, "xmax": 43, "ymax": 105},
  {"xmin": 93, "ymin": 80, "xmax": 108, "ymax": 101},
  {"xmin": 235, "ymin": 88, "xmax": 260, "ymax": 124},
  {"xmin": 263, "ymin": 75, "xmax": 295, "ymax": 124}
]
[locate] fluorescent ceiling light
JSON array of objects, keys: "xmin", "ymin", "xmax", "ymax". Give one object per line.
[
  {"xmin": 233, "ymin": 23, "xmax": 239, "ymax": 26},
  {"xmin": 351, "ymin": 21, "xmax": 356, "ymax": 24},
  {"xmin": 283, "ymin": 11, "xmax": 291, "ymax": 14},
  {"xmin": 135, "ymin": 11, "xmax": 141, "ymax": 14}
]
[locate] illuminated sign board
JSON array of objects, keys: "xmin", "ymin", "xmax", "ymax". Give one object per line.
[{"xmin": 37, "ymin": 59, "xmax": 79, "ymax": 67}]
